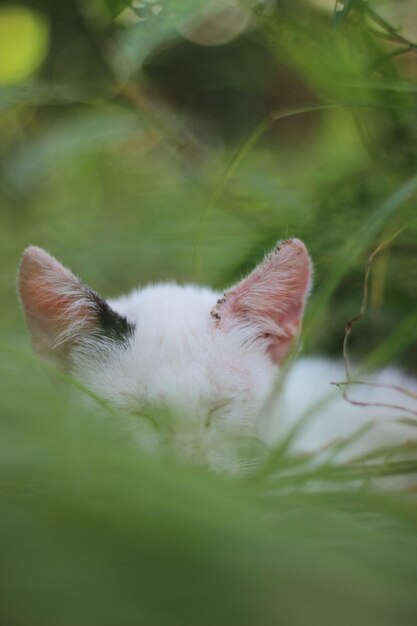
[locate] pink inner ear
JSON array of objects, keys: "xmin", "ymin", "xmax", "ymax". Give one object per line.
[
  {"xmin": 212, "ymin": 239, "xmax": 312, "ymax": 364},
  {"xmin": 18, "ymin": 246, "xmax": 94, "ymax": 352}
]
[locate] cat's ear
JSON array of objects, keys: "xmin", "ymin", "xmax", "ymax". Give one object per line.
[
  {"xmin": 18, "ymin": 246, "xmax": 133, "ymax": 364},
  {"xmin": 211, "ymin": 239, "xmax": 312, "ymax": 364}
]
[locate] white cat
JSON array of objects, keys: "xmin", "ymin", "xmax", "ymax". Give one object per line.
[{"xmin": 18, "ymin": 240, "xmax": 417, "ymax": 472}]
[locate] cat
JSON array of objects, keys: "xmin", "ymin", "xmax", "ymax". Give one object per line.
[{"xmin": 18, "ymin": 239, "xmax": 417, "ymax": 473}]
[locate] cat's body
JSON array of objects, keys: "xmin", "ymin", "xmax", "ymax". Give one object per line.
[
  {"xmin": 268, "ymin": 357, "xmax": 417, "ymax": 462},
  {"xmin": 18, "ymin": 240, "xmax": 417, "ymax": 472}
]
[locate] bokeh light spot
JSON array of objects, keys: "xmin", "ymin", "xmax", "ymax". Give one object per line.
[
  {"xmin": 179, "ymin": 0, "xmax": 251, "ymax": 47},
  {"xmin": 0, "ymin": 4, "xmax": 49, "ymax": 85}
]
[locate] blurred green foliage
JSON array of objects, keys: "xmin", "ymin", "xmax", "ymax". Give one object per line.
[{"xmin": 1, "ymin": 1, "xmax": 417, "ymax": 624}]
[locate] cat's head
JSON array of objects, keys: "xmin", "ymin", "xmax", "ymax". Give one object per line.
[{"xmin": 18, "ymin": 240, "xmax": 312, "ymax": 468}]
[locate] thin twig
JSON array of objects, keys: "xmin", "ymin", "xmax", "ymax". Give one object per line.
[
  {"xmin": 342, "ymin": 231, "xmax": 402, "ymax": 381},
  {"xmin": 333, "ymin": 381, "xmax": 417, "ymax": 417},
  {"xmin": 332, "ymin": 231, "xmax": 417, "ymax": 416}
]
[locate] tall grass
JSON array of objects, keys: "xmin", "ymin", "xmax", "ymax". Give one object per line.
[{"xmin": 1, "ymin": 1, "xmax": 417, "ymax": 624}]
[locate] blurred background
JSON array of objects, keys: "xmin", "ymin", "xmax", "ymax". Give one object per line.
[
  {"xmin": 1, "ymin": 0, "xmax": 417, "ymax": 368},
  {"xmin": 1, "ymin": 2, "xmax": 417, "ymax": 625}
]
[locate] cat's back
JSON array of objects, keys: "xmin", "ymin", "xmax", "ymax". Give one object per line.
[{"xmin": 269, "ymin": 357, "xmax": 417, "ymax": 459}]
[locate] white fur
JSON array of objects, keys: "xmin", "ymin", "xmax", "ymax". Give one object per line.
[
  {"xmin": 75, "ymin": 283, "xmax": 277, "ymax": 467},
  {"xmin": 19, "ymin": 243, "xmax": 417, "ymax": 474},
  {"xmin": 73, "ymin": 284, "xmax": 417, "ymax": 470},
  {"xmin": 266, "ymin": 357, "xmax": 417, "ymax": 460}
]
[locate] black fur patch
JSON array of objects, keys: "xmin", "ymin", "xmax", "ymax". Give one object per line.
[{"xmin": 91, "ymin": 292, "xmax": 135, "ymax": 343}]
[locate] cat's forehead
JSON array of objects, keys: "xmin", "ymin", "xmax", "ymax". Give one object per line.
[
  {"xmin": 87, "ymin": 283, "xmax": 272, "ymax": 416},
  {"xmin": 110, "ymin": 283, "xmax": 218, "ymax": 330},
  {"xmin": 108, "ymin": 283, "xmax": 223, "ymax": 374},
  {"xmin": 99, "ymin": 284, "xmax": 227, "ymax": 409}
]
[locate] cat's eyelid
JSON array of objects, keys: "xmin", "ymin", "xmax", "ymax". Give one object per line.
[{"xmin": 206, "ymin": 399, "xmax": 233, "ymax": 428}]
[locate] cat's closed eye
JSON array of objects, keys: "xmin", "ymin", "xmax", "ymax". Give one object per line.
[{"xmin": 206, "ymin": 400, "xmax": 234, "ymax": 428}]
